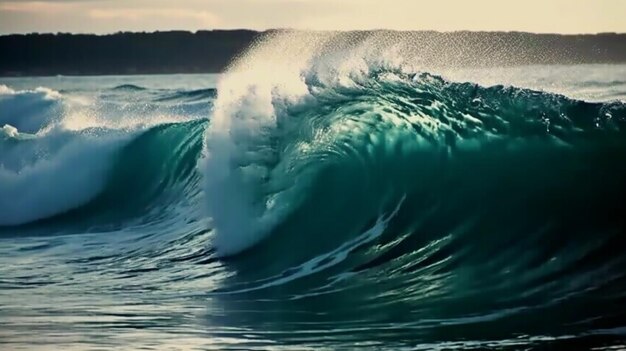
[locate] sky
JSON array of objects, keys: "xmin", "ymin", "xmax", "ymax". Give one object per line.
[{"xmin": 0, "ymin": 0, "xmax": 624, "ymax": 35}]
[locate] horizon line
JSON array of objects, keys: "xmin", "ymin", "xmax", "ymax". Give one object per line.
[{"xmin": 2, "ymin": 28, "xmax": 626, "ymax": 37}]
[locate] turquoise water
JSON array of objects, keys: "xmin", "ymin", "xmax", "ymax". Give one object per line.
[{"xmin": 2, "ymin": 34, "xmax": 626, "ymax": 350}]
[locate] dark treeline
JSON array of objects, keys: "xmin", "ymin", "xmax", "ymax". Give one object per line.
[
  {"xmin": 0, "ymin": 30, "xmax": 259, "ymax": 76},
  {"xmin": 1, "ymin": 30, "xmax": 625, "ymax": 76}
]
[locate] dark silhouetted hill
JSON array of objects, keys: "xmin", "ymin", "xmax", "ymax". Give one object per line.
[
  {"xmin": 0, "ymin": 30, "xmax": 259, "ymax": 76},
  {"xmin": 0, "ymin": 30, "xmax": 625, "ymax": 76}
]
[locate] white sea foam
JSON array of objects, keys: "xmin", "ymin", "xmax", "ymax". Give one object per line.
[
  {"xmin": 1, "ymin": 124, "xmax": 19, "ymax": 138},
  {"xmin": 200, "ymin": 33, "xmax": 322, "ymax": 256}
]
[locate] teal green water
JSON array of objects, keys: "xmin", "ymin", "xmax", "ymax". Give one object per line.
[{"xmin": 2, "ymin": 56, "xmax": 626, "ymax": 349}]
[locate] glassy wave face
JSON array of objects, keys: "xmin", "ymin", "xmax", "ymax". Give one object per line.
[{"xmin": 1, "ymin": 33, "xmax": 626, "ymax": 350}]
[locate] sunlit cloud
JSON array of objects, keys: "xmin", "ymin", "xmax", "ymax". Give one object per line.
[
  {"xmin": 0, "ymin": 1, "xmax": 75, "ymax": 13},
  {"xmin": 88, "ymin": 8, "xmax": 220, "ymax": 26},
  {"xmin": 0, "ymin": 0, "xmax": 624, "ymax": 34}
]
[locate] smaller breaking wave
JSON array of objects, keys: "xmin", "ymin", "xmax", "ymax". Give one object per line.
[
  {"xmin": 111, "ymin": 84, "xmax": 147, "ymax": 91},
  {"xmin": 0, "ymin": 85, "xmax": 64, "ymax": 134},
  {"xmin": 155, "ymin": 88, "xmax": 217, "ymax": 102},
  {"xmin": 0, "ymin": 83, "xmax": 209, "ymax": 227},
  {"xmin": 0, "ymin": 125, "xmax": 132, "ymax": 226}
]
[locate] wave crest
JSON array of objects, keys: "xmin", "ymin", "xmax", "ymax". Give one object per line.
[{"xmin": 201, "ymin": 32, "xmax": 626, "ymax": 257}]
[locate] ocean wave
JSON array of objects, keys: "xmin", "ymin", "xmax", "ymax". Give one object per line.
[
  {"xmin": 2, "ymin": 34, "xmax": 626, "ymax": 348},
  {"xmin": 0, "ymin": 85, "xmax": 64, "ymax": 133},
  {"xmin": 178, "ymin": 35, "xmax": 626, "ymax": 345},
  {"xmin": 201, "ymin": 32, "xmax": 626, "ymax": 258}
]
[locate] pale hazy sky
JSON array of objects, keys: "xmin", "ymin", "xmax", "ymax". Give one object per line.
[{"xmin": 0, "ymin": 0, "xmax": 624, "ymax": 35}]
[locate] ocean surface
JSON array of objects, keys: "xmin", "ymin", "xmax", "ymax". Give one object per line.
[{"xmin": 2, "ymin": 33, "xmax": 626, "ymax": 350}]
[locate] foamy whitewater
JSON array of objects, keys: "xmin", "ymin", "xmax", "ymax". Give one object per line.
[{"xmin": 1, "ymin": 33, "xmax": 626, "ymax": 350}]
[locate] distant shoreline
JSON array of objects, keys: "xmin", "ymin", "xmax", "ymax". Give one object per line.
[
  {"xmin": 0, "ymin": 72, "xmax": 224, "ymax": 79},
  {"xmin": 1, "ymin": 30, "xmax": 625, "ymax": 77}
]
